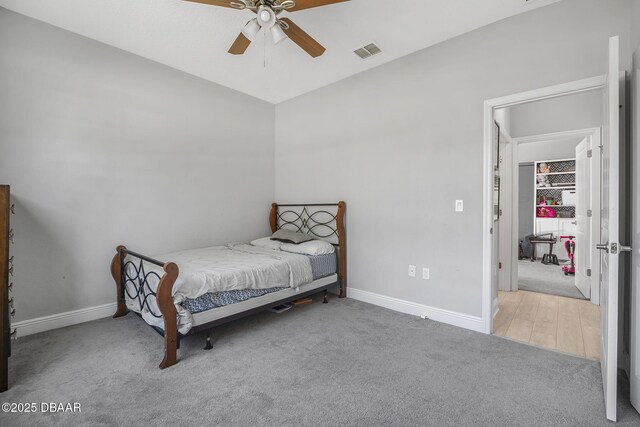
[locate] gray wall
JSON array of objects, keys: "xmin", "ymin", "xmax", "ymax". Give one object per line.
[
  {"xmin": 0, "ymin": 8, "xmax": 275, "ymax": 321},
  {"xmin": 508, "ymin": 90, "xmax": 603, "ymax": 138},
  {"xmin": 518, "ymin": 138, "xmax": 583, "ymax": 163},
  {"xmin": 633, "ymin": 0, "xmax": 640, "ymax": 51},
  {"xmin": 274, "ymin": 0, "xmax": 633, "ymax": 317}
]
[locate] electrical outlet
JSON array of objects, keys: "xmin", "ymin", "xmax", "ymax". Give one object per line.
[
  {"xmin": 408, "ymin": 265, "xmax": 416, "ymax": 277},
  {"xmin": 455, "ymin": 200, "xmax": 464, "ymax": 212},
  {"xmin": 422, "ymin": 268, "xmax": 430, "ymax": 280}
]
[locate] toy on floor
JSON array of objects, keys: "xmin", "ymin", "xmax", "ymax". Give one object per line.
[{"xmin": 560, "ymin": 235, "xmax": 576, "ymax": 276}]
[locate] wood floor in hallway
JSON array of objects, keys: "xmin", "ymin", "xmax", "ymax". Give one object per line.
[{"xmin": 493, "ymin": 290, "xmax": 601, "ymax": 360}]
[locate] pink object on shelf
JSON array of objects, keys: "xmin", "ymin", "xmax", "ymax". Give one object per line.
[{"xmin": 537, "ymin": 206, "xmax": 557, "ymax": 218}]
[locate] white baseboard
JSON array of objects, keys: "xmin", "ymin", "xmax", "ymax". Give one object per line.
[
  {"xmin": 14, "ymin": 290, "xmax": 485, "ymax": 337},
  {"xmin": 12, "ymin": 302, "xmax": 117, "ymax": 337},
  {"xmin": 347, "ymin": 288, "xmax": 485, "ymax": 333}
]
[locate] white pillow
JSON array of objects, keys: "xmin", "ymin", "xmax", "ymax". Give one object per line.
[
  {"xmin": 280, "ymin": 240, "xmax": 335, "ymax": 256},
  {"xmin": 250, "ymin": 237, "xmax": 283, "ymax": 251}
]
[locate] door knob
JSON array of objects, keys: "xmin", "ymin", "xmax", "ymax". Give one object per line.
[
  {"xmin": 619, "ymin": 245, "xmax": 633, "ymax": 253},
  {"xmin": 596, "ymin": 242, "xmax": 609, "ymax": 252}
]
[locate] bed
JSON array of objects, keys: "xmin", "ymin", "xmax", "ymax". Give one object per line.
[{"xmin": 110, "ymin": 202, "xmax": 346, "ymax": 369}]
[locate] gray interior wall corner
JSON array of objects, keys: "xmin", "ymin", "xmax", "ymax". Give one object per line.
[
  {"xmin": 274, "ymin": 0, "xmax": 634, "ymax": 318},
  {"xmin": 0, "ymin": 7, "xmax": 276, "ymax": 321}
]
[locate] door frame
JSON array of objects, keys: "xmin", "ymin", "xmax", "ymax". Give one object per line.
[
  {"xmin": 507, "ymin": 128, "xmax": 602, "ymax": 303},
  {"xmin": 482, "ymin": 75, "xmax": 606, "ymax": 334}
]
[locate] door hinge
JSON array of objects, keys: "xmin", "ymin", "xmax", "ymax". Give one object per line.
[
  {"xmin": 499, "ymin": 209, "xmax": 503, "ymax": 217},
  {"xmin": 587, "ymin": 269, "xmax": 592, "ymax": 277},
  {"xmin": 587, "ymin": 209, "xmax": 592, "ymax": 217},
  {"xmin": 587, "ymin": 149, "xmax": 593, "ymax": 158},
  {"xmin": 499, "ymin": 262, "xmax": 502, "ymax": 269}
]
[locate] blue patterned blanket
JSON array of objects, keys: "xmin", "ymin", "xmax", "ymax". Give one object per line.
[{"xmin": 182, "ymin": 287, "xmax": 286, "ymax": 314}]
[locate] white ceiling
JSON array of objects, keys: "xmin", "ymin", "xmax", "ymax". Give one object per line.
[{"xmin": 0, "ymin": 0, "xmax": 560, "ymax": 103}]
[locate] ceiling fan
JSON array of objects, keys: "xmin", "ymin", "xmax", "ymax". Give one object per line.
[{"xmin": 183, "ymin": 0, "xmax": 350, "ymax": 58}]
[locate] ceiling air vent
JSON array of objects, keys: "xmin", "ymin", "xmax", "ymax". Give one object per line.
[{"xmin": 354, "ymin": 43, "xmax": 382, "ymax": 59}]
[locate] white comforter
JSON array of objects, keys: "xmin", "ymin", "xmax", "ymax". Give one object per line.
[{"xmin": 124, "ymin": 243, "xmax": 313, "ymax": 334}]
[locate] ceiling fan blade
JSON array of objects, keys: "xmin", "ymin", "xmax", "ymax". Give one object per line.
[
  {"xmin": 182, "ymin": 0, "xmax": 240, "ymax": 8},
  {"xmin": 279, "ymin": 18, "xmax": 325, "ymax": 58},
  {"xmin": 228, "ymin": 33, "xmax": 252, "ymax": 55},
  {"xmin": 286, "ymin": 0, "xmax": 350, "ymax": 12}
]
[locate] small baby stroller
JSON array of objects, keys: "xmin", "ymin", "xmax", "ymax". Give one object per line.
[{"xmin": 560, "ymin": 235, "xmax": 576, "ymax": 276}]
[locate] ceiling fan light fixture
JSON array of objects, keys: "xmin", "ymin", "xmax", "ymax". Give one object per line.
[
  {"xmin": 241, "ymin": 19, "xmax": 260, "ymax": 41},
  {"xmin": 271, "ymin": 22, "xmax": 288, "ymax": 44},
  {"xmin": 256, "ymin": 6, "xmax": 276, "ymax": 28}
]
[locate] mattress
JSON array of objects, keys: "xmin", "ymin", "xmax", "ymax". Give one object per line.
[
  {"xmin": 191, "ymin": 274, "xmax": 338, "ymax": 328},
  {"xmin": 125, "ymin": 243, "xmax": 314, "ymax": 334},
  {"xmin": 309, "ymin": 252, "xmax": 337, "ymax": 280},
  {"xmin": 182, "ymin": 252, "xmax": 338, "ymax": 315}
]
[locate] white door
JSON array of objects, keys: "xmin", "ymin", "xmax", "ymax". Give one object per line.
[
  {"xmin": 598, "ymin": 35, "xmax": 621, "ymax": 422},
  {"xmin": 575, "ymin": 138, "xmax": 590, "ymax": 299}
]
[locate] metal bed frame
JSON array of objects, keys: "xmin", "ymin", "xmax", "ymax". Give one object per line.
[{"xmin": 110, "ymin": 202, "xmax": 346, "ymax": 369}]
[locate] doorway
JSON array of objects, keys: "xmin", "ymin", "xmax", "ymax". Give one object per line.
[
  {"xmin": 506, "ymin": 128, "xmax": 602, "ymax": 302},
  {"xmin": 482, "ymin": 35, "xmax": 625, "ymax": 422},
  {"xmin": 493, "ymin": 123, "xmax": 603, "ymax": 359}
]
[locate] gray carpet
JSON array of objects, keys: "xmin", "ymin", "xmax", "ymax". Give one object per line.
[
  {"xmin": 2, "ymin": 296, "xmax": 638, "ymax": 426},
  {"xmin": 518, "ymin": 259, "xmax": 587, "ymax": 300}
]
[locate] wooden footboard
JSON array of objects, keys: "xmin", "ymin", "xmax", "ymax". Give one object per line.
[{"xmin": 110, "ymin": 246, "xmax": 180, "ymax": 369}]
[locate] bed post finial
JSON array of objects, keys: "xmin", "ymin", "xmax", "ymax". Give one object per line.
[
  {"xmin": 111, "ymin": 245, "xmax": 128, "ymax": 318},
  {"xmin": 337, "ymin": 201, "xmax": 347, "ymax": 298},
  {"xmin": 270, "ymin": 203, "xmax": 278, "ymax": 234}
]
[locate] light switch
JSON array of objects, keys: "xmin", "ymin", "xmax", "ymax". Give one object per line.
[{"xmin": 455, "ymin": 200, "xmax": 464, "ymax": 212}]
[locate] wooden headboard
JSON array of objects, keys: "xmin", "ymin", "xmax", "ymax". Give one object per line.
[{"xmin": 269, "ymin": 202, "xmax": 346, "ymax": 298}]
